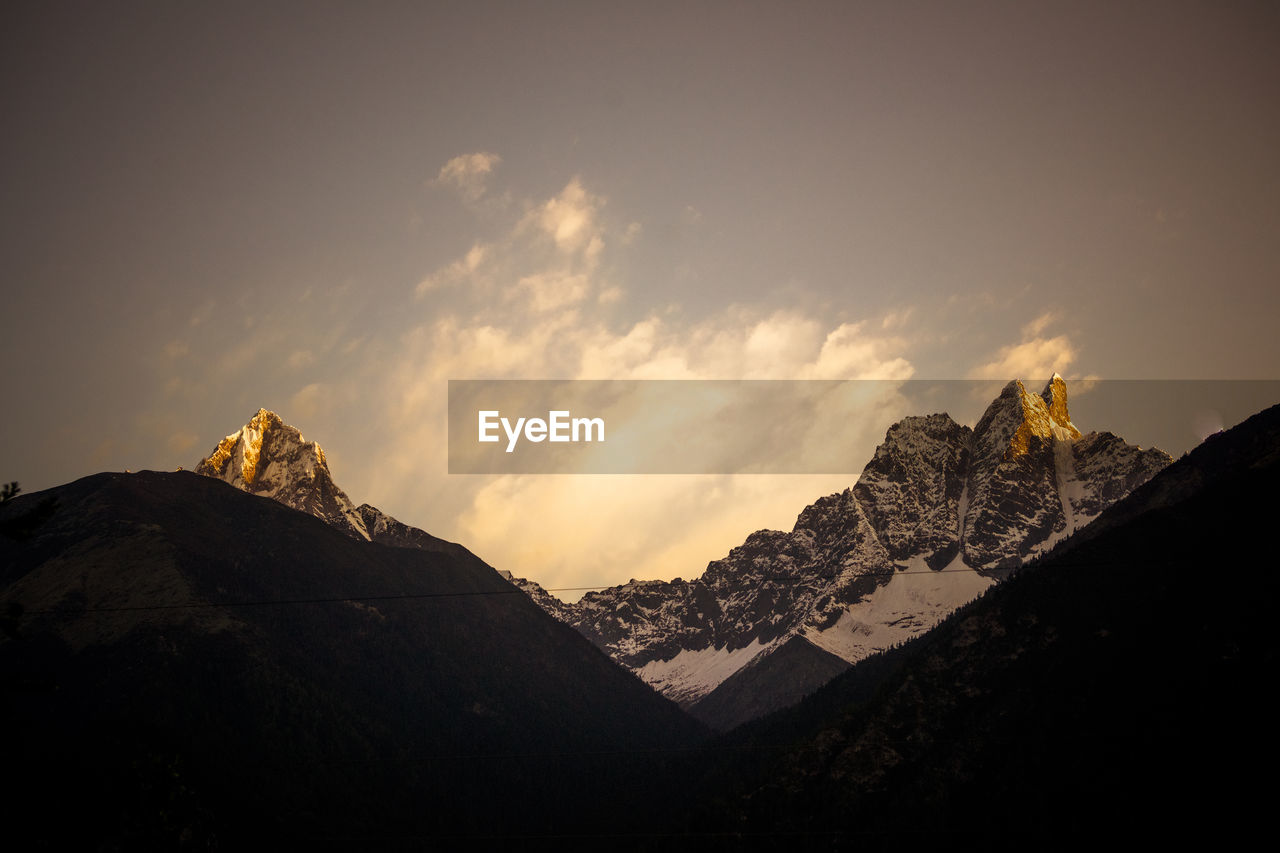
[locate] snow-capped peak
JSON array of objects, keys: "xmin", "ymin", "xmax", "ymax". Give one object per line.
[{"xmin": 195, "ymin": 408, "xmax": 369, "ymax": 540}]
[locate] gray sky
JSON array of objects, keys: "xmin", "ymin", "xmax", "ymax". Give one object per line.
[{"xmin": 3, "ymin": 1, "xmax": 1278, "ymax": 593}]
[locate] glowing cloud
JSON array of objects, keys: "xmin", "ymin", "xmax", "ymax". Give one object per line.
[
  {"xmin": 358, "ymin": 165, "xmax": 922, "ymax": 595},
  {"xmin": 433, "ymin": 151, "xmax": 502, "ymax": 202},
  {"xmin": 969, "ymin": 311, "xmax": 1077, "ymax": 380}
]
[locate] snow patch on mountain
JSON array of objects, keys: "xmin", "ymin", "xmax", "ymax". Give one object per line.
[
  {"xmin": 635, "ymin": 638, "xmax": 770, "ymax": 707},
  {"xmin": 803, "ymin": 554, "xmax": 995, "ymax": 663}
]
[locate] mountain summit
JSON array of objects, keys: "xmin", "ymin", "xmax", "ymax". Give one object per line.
[
  {"xmin": 195, "ymin": 408, "xmax": 371, "ymax": 540},
  {"xmin": 195, "ymin": 409, "xmax": 468, "ymax": 556}
]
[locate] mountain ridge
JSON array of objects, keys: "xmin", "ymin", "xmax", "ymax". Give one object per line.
[
  {"xmin": 513, "ymin": 376, "xmax": 1171, "ymax": 726},
  {"xmin": 190, "ymin": 380, "xmax": 1170, "ymax": 728}
]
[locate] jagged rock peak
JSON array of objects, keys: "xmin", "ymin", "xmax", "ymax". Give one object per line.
[
  {"xmin": 984, "ymin": 375, "xmax": 1082, "ymax": 459},
  {"xmin": 195, "ymin": 408, "xmax": 369, "ymax": 540},
  {"xmin": 1040, "ymin": 373, "xmax": 1081, "ymax": 440},
  {"xmin": 197, "ymin": 408, "xmax": 326, "ymax": 487}
]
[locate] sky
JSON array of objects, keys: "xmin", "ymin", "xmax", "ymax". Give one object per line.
[{"xmin": 3, "ymin": 1, "xmax": 1278, "ymax": 596}]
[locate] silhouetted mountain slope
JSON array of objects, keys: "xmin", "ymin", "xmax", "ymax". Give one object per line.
[
  {"xmin": 680, "ymin": 403, "xmax": 1280, "ymax": 846},
  {"xmin": 0, "ymin": 471, "xmax": 704, "ymax": 846}
]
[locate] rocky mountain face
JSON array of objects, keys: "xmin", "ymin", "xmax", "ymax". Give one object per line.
[{"xmin": 513, "ymin": 376, "xmax": 1171, "ymax": 725}]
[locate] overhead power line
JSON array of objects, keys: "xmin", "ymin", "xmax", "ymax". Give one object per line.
[{"xmin": 12, "ymin": 561, "xmax": 1045, "ymax": 617}]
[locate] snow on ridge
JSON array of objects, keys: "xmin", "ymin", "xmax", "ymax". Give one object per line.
[
  {"xmin": 635, "ymin": 638, "xmax": 770, "ymax": 706},
  {"xmin": 803, "ymin": 554, "xmax": 994, "ymax": 664}
]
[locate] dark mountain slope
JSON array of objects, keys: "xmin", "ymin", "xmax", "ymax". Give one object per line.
[
  {"xmin": 0, "ymin": 470, "xmax": 704, "ymax": 846},
  {"xmin": 680, "ymin": 403, "xmax": 1280, "ymax": 846}
]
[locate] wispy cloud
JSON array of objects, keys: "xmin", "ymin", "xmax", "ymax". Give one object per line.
[
  {"xmin": 287, "ymin": 350, "xmax": 314, "ymax": 370},
  {"xmin": 968, "ymin": 311, "xmax": 1077, "ymax": 380},
  {"xmin": 166, "ymin": 431, "xmax": 199, "ymax": 454},
  {"xmin": 188, "ymin": 300, "xmax": 216, "ymax": 328},
  {"xmin": 416, "ymin": 243, "xmax": 489, "ymax": 296},
  {"xmin": 432, "ymin": 151, "xmax": 502, "ymax": 203},
  {"xmin": 289, "ymin": 382, "xmax": 330, "ymax": 422}
]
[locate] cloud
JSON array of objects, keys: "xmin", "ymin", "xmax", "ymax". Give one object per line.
[
  {"xmin": 969, "ymin": 311, "xmax": 1077, "ymax": 379},
  {"xmin": 164, "ymin": 165, "xmax": 920, "ymax": 597},
  {"xmin": 527, "ymin": 178, "xmax": 602, "ymax": 253},
  {"xmin": 188, "ymin": 300, "xmax": 215, "ymax": 328},
  {"xmin": 416, "ymin": 242, "xmax": 489, "ymax": 296},
  {"xmin": 167, "ymin": 431, "xmax": 199, "ymax": 454},
  {"xmin": 405, "ymin": 166, "xmax": 919, "ymax": 383},
  {"xmin": 287, "ymin": 350, "xmax": 314, "ymax": 370},
  {"xmin": 1022, "ymin": 311, "xmax": 1055, "ymax": 338},
  {"xmin": 433, "ymin": 152, "xmax": 502, "ymax": 202},
  {"xmin": 800, "ymin": 322, "xmax": 914, "ymax": 380},
  {"xmin": 289, "ymin": 382, "xmax": 329, "ymax": 421},
  {"xmin": 418, "ymin": 177, "xmax": 608, "ymax": 307},
  {"xmin": 355, "ymin": 170, "xmax": 924, "ymax": 594},
  {"xmin": 213, "ymin": 329, "xmax": 285, "ymax": 377},
  {"xmin": 512, "ymin": 271, "xmax": 592, "ymax": 312},
  {"xmin": 881, "ymin": 307, "xmax": 913, "ymax": 331}
]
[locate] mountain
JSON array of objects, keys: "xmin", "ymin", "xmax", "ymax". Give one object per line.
[
  {"xmin": 196, "ymin": 407, "xmax": 371, "ymax": 540},
  {"xmin": 187, "ymin": 390, "xmax": 1168, "ymax": 733},
  {"xmin": 0, "ymin": 470, "xmax": 704, "ymax": 845},
  {"xmin": 196, "ymin": 407, "xmax": 471, "ymax": 560},
  {"xmin": 677, "ymin": 401, "xmax": 1280, "ymax": 844},
  {"xmin": 515, "ymin": 376, "xmax": 1171, "ymax": 729}
]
